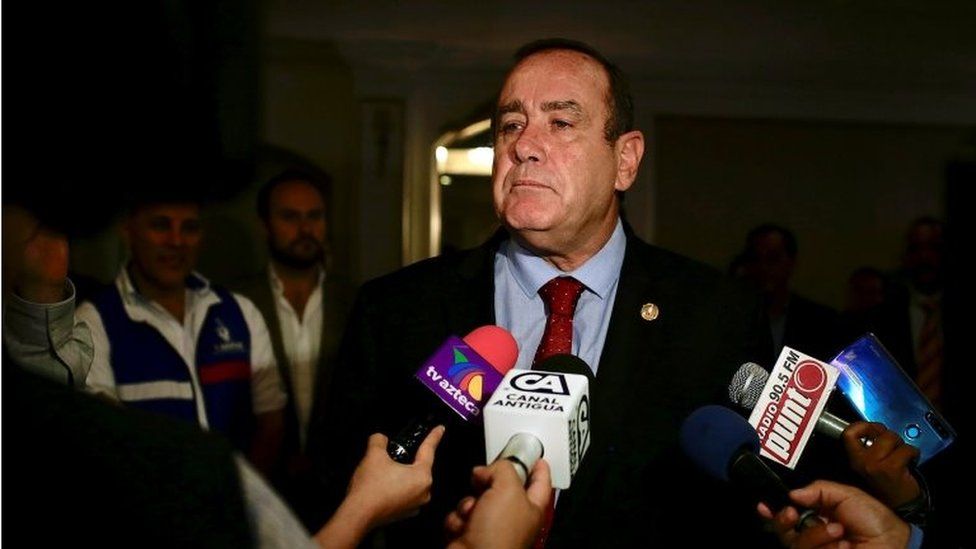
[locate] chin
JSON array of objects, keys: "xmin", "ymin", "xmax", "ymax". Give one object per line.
[{"xmin": 501, "ymin": 204, "xmax": 559, "ymax": 232}]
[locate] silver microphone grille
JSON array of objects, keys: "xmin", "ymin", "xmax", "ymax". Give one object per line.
[{"xmin": 728, "ymin": 362, "xmax": 769, "ymax": 410}]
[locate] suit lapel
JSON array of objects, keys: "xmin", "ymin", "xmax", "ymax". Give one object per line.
[{"xmin": 443, "ymin": 231, "xmax": 504, "ymax": 333}]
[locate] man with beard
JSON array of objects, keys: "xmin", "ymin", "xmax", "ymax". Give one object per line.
[
  {"xmin": 78, "ymin": 196, "xmax": 288, "ymax": 477},
  {"xmin": 234, "ymin": 169, "xmax": 353, "ymax": 524}
]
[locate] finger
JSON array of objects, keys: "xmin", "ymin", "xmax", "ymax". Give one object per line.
[
  {"xmin": 366, "ymin": 432, "xmax": 389, "ymax": 453},
  {"xmin": 525, "ymin": 459, "xmax": 552, "ymax": 509},
  {"xmin": 756, "ymin": 502, "xmax": 774, "ymax": 520},
  {"xmin": 865, "ymin": 429, "xmax": 903, "ymax": 461},
  {"xmin": 413, "ymin": 425, "xmax": 446, "ymax": 467},
  {"xmin": 471, "ymin": 465, "xmax": 492, "ymax": 492},
  {"xmin": 791, "ymin": 521, "xmax": 844, "ymax": 549},
  {"xmin": 842, "ymin": 421, "xmax": 885, "ymax": 454},
  {"xmin": 444, "ymin": 511, "xmax": 467, "ymax": 536},
  {"xmin": 790, "ymin": 480, "xmax": 860, "ymax": 511},
  {"xmin": 774, "ymin": 505, "xmax": 799, "ymax": 532},
  {"xmin": 888, "ymin": 443, "xmax": 921, "ymax": 470},
  {"xmin": 456, "ymin": 496, "xmax": 477, "ymax": 519}
]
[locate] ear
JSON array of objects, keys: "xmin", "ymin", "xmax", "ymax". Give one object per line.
[
  {"xmin": 119, "ymin": 216, "xmax": 133, "ymax": 248},
  {"xmin": 613, "ymin": 130, "xmax": 645, "ymax": 192}
]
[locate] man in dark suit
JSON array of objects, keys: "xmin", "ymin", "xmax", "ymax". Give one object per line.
[
  {"xmin": 234, "ymin": 169, "xmax": 353, "ymax": 525},
  {"xmin": 310, "ymin": 39, "xmax": 773, "ymax": 546},
  {"xmin": 741, "ymin": 223, "xmax": 847, "ymax": 361}
]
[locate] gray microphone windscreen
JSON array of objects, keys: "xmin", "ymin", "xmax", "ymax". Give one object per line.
[{"xmin": 728, "ymin": 362, "xmax": 768, "ymax": 410}]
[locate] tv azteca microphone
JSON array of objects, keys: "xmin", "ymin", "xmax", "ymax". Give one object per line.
[
  {"xmin": 680, "ymin": 405, "xmax": 820, "ymax": 528},
  {"xmin": 483, "ymin": 354, "xmax": 592, "ymax": 489},
  {"xmin": 729, "ymin": 362, "xmax": 851, "ymax": 439},
  {"xmin": 387, "ymin": 325, "xmax": 518, "ymax": 463}
]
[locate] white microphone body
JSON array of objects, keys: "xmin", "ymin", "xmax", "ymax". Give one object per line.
[{"xmin": 484, "ymin": 369, "xmax": 591, "ymax": 489}]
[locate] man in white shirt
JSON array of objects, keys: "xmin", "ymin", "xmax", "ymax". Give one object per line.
[
  {"xmin": 234, "ymin": 169, "xmax": 353, "ymax": 523},
  {"xmin": 78, "ymin": 197, "xmax": 287, "ymax": 475}
]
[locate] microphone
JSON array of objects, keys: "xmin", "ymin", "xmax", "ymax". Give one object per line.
[
  {"xmin": 387, "ymin": 325, "xmax": 518, "ymax": 463},
  {"xmin": 729, "ymin": 362, "xmax": 851, "ymax": 440},
  {"xmin": 680, "ymin": 405, "xmax": 820, "ymax": 527},
  {"xmin": 484, "ymin": 354, "xmax": 592, "ymax": 488}
]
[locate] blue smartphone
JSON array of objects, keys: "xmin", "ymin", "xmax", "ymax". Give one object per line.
[{"xmin": 830, "ymin": 333, "xmax": 955, "ymax": 464}]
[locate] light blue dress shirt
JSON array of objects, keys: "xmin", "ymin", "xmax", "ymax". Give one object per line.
[{"xmin": 493, "ymin": 219, "xmax": 626, "ymax": 376}]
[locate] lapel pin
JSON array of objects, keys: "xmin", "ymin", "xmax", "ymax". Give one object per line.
[{"xmin": 640, "ymin": 303, "xmax": 660, "ymax": 322}]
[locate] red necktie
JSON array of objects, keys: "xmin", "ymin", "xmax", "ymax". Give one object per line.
[
  {"xmin": 533, "ymin": 277, "xmax": 586, "ymax": 365},
  {"xmin": 531, "ymin": 276, "xmax": 585, "ymax": 548}
]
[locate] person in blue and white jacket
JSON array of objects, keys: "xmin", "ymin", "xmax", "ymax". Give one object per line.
[{"xmin": 78, "ymin": 197, "xmax": 287, "ymax": 475}]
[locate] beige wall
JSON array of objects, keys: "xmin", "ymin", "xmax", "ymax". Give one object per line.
[{"xmin": 653, "ymin": 117, "xmax": 969, "ymax": 308}]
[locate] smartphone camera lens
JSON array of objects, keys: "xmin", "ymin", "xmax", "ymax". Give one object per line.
[{"xmin": 925, "ymin": 412, "xmax": 949, "ymax": 439}]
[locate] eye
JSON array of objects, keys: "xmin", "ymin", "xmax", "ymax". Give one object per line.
[
  {"xmin": 552, "ymin": 119, "xmax": 573, "ymax": 130},
  {"xmin": 500, "ymin": 121, "xmax": 523, "ymax": 134},
  {"xmin": 148, "ymin": 217, "xmax": 171, "ymax": 231},
  {"xmin": 181, "ymin": 219, "xmax": 202, "ymax": 235}
]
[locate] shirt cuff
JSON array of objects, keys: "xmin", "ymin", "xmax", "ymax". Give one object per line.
[
  {"xmin": 908, "ymin": 524, "xmax": 924, "ymax": 549},
  {"xmin": 4, "ymin": 280, "xmax": 76, "ymax": 347}
]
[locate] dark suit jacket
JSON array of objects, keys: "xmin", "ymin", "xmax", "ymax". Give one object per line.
[
  {"xmin": 310, "ymin": 229, "xmax": 775, "ymax": 547},
  {"xmin": 233, "ymin": 269, "xmax": 351, "ymax": 524},
  {"xmin": 782, "ymin": 294, "xmax": 846, "ymax": 362}
]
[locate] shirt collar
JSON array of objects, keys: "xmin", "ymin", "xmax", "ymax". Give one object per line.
[
  {"xmin": 504, "ymin": 218, "xmax": 626, "ymax": 300},
  {"xmin": 268, "ymin": 263, "xmax": 325, "ymax": 297},
  {"xmin": 117, "ymin": 265, "xmax": 211, "ymax": 307}
]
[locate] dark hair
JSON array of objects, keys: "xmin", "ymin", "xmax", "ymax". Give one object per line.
[
  {"xmin": 746, "ymin": 223, "xmax": 798, "ymax": 259},
  {"xmin": 497, "ymin": 38, "xmax": 635, "ymax": 144},
  {"xmin": 256, "ymin": 168, "xmax": 332, "ymax": 223}
]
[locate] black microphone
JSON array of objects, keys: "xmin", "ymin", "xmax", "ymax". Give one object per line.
[
  {"xmin": 680, "ymin": 405, "xmax": 820, "ymax": 528},
  {"xmin": 729, "ymin": 362, "xmax": 852, "ymax": 439}
]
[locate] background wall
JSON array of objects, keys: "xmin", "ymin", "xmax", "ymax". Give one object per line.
[{"xmin": 67, "ymin": 1, "xmax": 976, "ymax": 308}]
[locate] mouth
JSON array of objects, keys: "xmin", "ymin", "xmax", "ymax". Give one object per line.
[{"xmin": 511, "ymin": 179, "xmax": 551, "ymax": 191}]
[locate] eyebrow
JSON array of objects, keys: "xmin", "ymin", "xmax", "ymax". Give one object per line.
[
  {"xmin": 496, "ymin": 100, "xmax": 525, "ymax": 118},
  {"xmin": 541, "ymin": 100, "xmax": 583, "ymax": 117}
]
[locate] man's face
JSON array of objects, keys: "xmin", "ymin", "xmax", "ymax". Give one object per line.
[
  {"xmin": 492, "ymin": 50, "xmax": 639, "ymax": 257},
  {"xmin": 745, "ymin": 232, "xmax": 795, "ymax": 295},
  {"xmin": 123, "ymin": 203, "xmax": 202, "ymax": 291},
  {"xmin": 904, "ymin": 222, "xmax": 943, "ymax": 293},
  {"xmin": 265, "ymin": 180, "xmax": 326, "ymax": 270}
]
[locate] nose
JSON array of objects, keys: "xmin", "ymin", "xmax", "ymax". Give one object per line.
[
  {"xmin": 513, "ymin": 125, "xmax": 545, "ymax": 164},
  {"xmin": 163, "ymin": 226, "xmax": 184, "ymax": 247}
]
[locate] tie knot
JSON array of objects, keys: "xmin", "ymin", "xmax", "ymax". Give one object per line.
[{"xmin": 539, "ymin": 276, "xmax": 585, "ymax": 317}]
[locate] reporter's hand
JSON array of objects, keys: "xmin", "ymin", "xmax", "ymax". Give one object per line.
[
  {"xmin": 445, "ymin": 459, "xmax": 552, "ymax": 549},
  {"xmin": 313, "ymin": 426, "xmax": 444, "ymax": 549},
  {"xmin": 757, "ymin": 479, "xmax": 912, "ymax": 549},
  {"xmin": 345, "ymin": 426, "xmax": 445, "ymax": 528},
  {"xmin": 842, "ymin": 421, "xmax": 920, "ymax": 508}
]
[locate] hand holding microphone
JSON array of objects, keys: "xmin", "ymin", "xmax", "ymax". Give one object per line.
[
  {"xmin": 444, "ymin": 459, "xmax": 552, "ymax": 549},
  {"xmin": 729, "ymin": 362, "xmax": 927, "ymax": 514},
  {"xmin": 314, "ymin": 427, "xmax": 445, "ymax": 548},
  {"xmin": 757, "ymin": 480, "xmax": 913, "ymax": 549}
]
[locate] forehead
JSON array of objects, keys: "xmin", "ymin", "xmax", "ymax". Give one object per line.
[
  {"xmin": 498, "ymin": 50, "xmax": 610, "ymax": 110},
  {"xmin": 133, "ymin": 203, "xmax": 200, "ymax": 220},
  {"xmin": 270, "ymin": 179, "xmax": 325, "ymax": 207}
]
